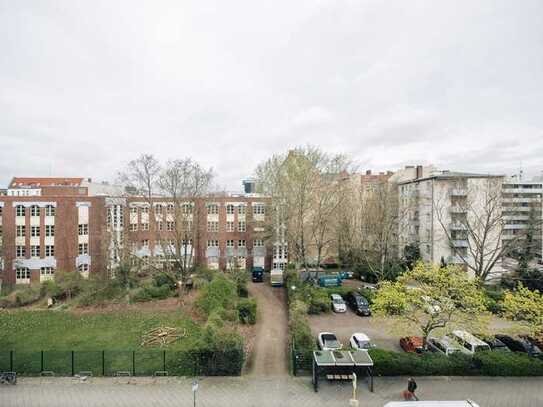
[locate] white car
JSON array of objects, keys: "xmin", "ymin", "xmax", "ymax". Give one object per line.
[
  {"xmin": 330, "ymin": 294, "xmax": 347, "ymax": 313},
  {"xmin": 349, "ymin": 333, "xmax": 376, "ymax": 350},
  {"xmin": 318, "ymin": 332, "xmax": 342, "ymax": 351}
]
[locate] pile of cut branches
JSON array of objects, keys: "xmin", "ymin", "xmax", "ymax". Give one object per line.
[{"xmin": 141, "ymin": 326, "xmax": 186, "ymax": 347}]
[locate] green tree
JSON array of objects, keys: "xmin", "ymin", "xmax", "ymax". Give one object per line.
[
  {"xmin": 502, "ymin": 284, "xmax": 543, "ymax": 335},
  {"xmin": 372, "ymin": 262, "xmax": 488, "ymax": 346},
  {"xmin": 403, "ymin": 243, "xmax": 421, "ymax": 270}
]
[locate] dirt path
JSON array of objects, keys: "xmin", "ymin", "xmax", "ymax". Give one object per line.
[{"xmin": 244, "ymin": 279, "xmax": 289, "ymax": 376}]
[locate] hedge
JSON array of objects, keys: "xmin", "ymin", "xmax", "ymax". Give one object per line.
[
  {"xmin": 368, "ymin": 349, "xmax": 543, "ymax": 377},
  {"xmin": 237, "ymin": 298, "xmax": 257, "ymax": 324}
]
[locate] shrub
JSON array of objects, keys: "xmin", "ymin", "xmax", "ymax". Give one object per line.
[
  {"xmin": 76, "ymin": 280, "xmax": 124, "ymax": 306},
  {"xmin": 473, "ymin": 351, "xmax": 543, "ymax": 376},
  {"xmin": 153, "ymin": 272, "xmax": 178, "ymax": 291},
  {"xmin": 483, "ymin": 287, "xmax": 504, "ymax": 314},
  {"xmin": 308, "ymin": 289, "xmax": 330, "ymax": 314},
  {"xmin": 0, "ymin": 285, "xmax": 43, "ymax": 308},
  {"xmin": 237, "ymin": 298, "xmax": 257, "ymax": 324},
  {"xmin": 289, "ymin": 300, "xmax": 314, "ymax": 351},
  {"xmin": 53, "ymin": 270, "xmax": 85, "ymax": 300},
  {"xmin": 131, "ymin": 284, "xmax": 171, "ymax": 303},
  {"xmin": 195, "ymin": 275, "xmax": 237, "ymax": 316}
]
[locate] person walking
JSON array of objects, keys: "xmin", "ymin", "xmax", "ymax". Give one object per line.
[{"xmin": 403, "ymin": 377, "xmax": 418, "ymax": 401}]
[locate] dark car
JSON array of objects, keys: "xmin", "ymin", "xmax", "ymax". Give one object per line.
[
  {"xmin": 474, "ymin": 334, "xmax": 510, "ymax": 352},
  {"xmin": 346, "ymin": 292, "xmax": 371, "ymax": 316},
  {"xmin": 495, "ymin": 335, "xmax": 542, "ymax": 357}
]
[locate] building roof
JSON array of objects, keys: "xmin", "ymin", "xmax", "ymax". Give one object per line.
[
  {"xmin": 9, "ymin": 177, "xmax": 85, "ymax": 188},
  {"xmin": 399, "ymin": 171, "xmax": 504, "ymax": 185}
]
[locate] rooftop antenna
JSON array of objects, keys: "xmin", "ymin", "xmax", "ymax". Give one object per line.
[{"xmin": 519, "ymin": 161, "xmax": 523, "ymax": 182}]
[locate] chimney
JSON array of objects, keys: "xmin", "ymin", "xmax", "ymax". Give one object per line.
[
  {"xmin": 87, "ymin": 178, "xmax": 92, "ymax": 183},
  {"xmin": 366, "ymin": 170, "xmax": 372, "ymax": 175},
  {"xmin": 416, "ymin": 165, "xmax": 423, "ymax": 179}
]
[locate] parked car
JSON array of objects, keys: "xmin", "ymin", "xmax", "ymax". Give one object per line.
[
  {"xmin": 400, "ymin": 336, "xmax": 426, "ymax": 354},
  {"xmin": 426, "ymin": 336, "xmax": 463, "ymax": 356},
  {"xmin": 451, "ymin": 330, "xmax": 491, "ymax": 355},
  {"xmin": 330, "ymin": 294, "xmax": 347, "ymax": 313},
  {"xmin": 350, "ymin": 333, "xmax": 376, "ymax": 350},
  {"xmin": 318, "ymin": 332, "xmax": 342, "ymax": 351},
  {"xmin": 474, "ymin": 334, "xmax": 510, "ymax": 352},
  {"xmin": 346, "ymin": 292, "xmax": 371, "ymax": 316},
  {"xmin": 495, "ymin": 334, "xmax": 542, "ymax": 357},
  {"xmin": 519, "ymin": 335, "xmax": 543, "ymax": 357}
]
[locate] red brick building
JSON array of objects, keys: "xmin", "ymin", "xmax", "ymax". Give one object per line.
[{"xmin": 0, "ymin": 178, "xmax": 272, "ymax": 285}]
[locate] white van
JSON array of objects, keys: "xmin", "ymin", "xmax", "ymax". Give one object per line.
[
  {"xmin": 384, "ymin": 401, "xmax": 480, "ymax": 407},
  {"xmin": 451, "ymin": 330, "xmax": 491, "ymax": 354},
  {"xmin": 426, "ymin": 336, "xmax": 463, "ymax": 356}
]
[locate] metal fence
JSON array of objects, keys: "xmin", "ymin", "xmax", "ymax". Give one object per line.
[
  {"xmin": 291, "ymin": 346, "xmax": 313, "ymax": 376},
  {"xmin": 0, "ymin": 349, "xmax": 244, "ymax": 377}
]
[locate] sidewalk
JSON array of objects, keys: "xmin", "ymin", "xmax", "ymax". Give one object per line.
[{"xmin": 1, "ymin": 376, "xmax": 541, "ymax": 407}]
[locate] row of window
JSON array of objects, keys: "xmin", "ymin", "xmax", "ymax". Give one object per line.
[
  {"xmin": 208, "ymin": 221, "xmax": 247, "ymax": 232},
  {"xmin": 15, "ymin": 205, "xmax": 55, "ymax": 217},
  {"xmin": 207, "ymin": 239, "xmax": 263, "ymax": 247},
  {"xmin": 15, "ymin": 243, "xmax": 88, "ymax": 257},
  {"xmin": 15, "ymin": 265, "xmax": 90, "ymax": 282},
  {"xmin": 16, "ymin": 225, "xmax": 55, "ymax": 237}
]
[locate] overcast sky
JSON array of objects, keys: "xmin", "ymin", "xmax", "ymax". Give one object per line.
[{"xmin": 1, "ymin": 0, "xmax": 542, "ymax": 190}]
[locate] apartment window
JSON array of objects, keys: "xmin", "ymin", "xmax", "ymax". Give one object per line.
[
  {"xmin": 142, "ymin": 223, "xmax": 149, "ymax": 231},
  {"xmin": 78, "ymin": 264, "xmax": 89, "ymax": 274},
  {"xmin": 0, "ymin": 207, "xmax": 2, "ymax": 216},
  {"xmin": 31, "ymin": 205, "xmax": 40, "ymax": 217},
  {"xmin": 40, "ymin": 267, "xmax": 55, "ymax": 281},
  {"xmin": 16, "ymin": 205, "xmax": 25, "ymax": 217},
  {"xmin": 182, "ymin": 239, "xmax": 193, "ymax": 246},
  {"xmin": 130, "ymin": 223, "xmax": 138, "ymax": 232},
  {"xmin": 226, "ymin": 239, "xmax": 234, "ymax": 247},
  {"xmin": 226, "ymin": 221, "xmax": 235, "ymax": 232},
  {"xmin": 16, "ymin": 268, "xmax": 31, "ymax": 282},
  {"xmin": 168, "ymin": 239, "xmax": 176, "ymax": 247},
  {"xmin": 207, "ymin": 221, "xmax": 219, "ymax": 232},
  {"xmin": 31, "ymin": 226, "xmax": 40, "ymax": 237},
  {"xmin": 130, "ymin": 207, "xmax": 138, "ymax": 214},
  {"xmin": 155, "ymin": 205, "xmax": 163, "ymax": 215},
  {"xmin": 207, "ymin": 239, "xmax": 219, "ymax": 247},
  {"xmin": 31, "ymin": 245, "xmax": 40, "ymax": 257},
  {"xmin": 78, "ymin": 224, "xmax": 89, "ymax": 235},
  {"xmin": 253, "ymin": 204, "xmax": 265, "ymax": 215},
  {"xmin": 167, "ymin": 204, "xmax": 174, "ymax": 213},
  {"xmin": 142, "ymin": 239, "xmax": 149, "ymax": 248},
  {"xmin": 45, "ymin": 245, "xmax": 54, "ymax": 257},
  {"xmin": 226, "ymin": 204, "xmax": 235, "ymax": 214},
  {"xmin": 167, "ymin": 221, "xmax": 175, "ymax": 231},
  {"xmin": 45, "ymin": 205, "xmax": 55, "ymax": 216},
  {"xmin": 16, "ymin": 245, "xmax": 26, "ymax": 258},
  {"xmin": 78, "ymin": 243, "xmax": 89, "ymax": 255},
  {"xmin": 238, "ymin": 239, "xmax": 246, "ymax": 247},
  {"xmin": 181, "ymin": 203, "xmax": 192, "ymax": 214},
  {"xmin": 16, "ymin": 225, "xmax": 26, "ymax": 237},
  {"xmin": 238, "ymin": 221, "xmax": 246, "ymax": 232},
  {"xmin": 157, "ymin": 221, "xmax": 164, "ymax": 231},
  {"xmin": 141, "ymin": 207, "xmax": 149, "ymax": 214},
  {"xmin": 207, "ymin": 204, "xmax": 218, "ymax": 215},
  {"xmin": 254, "ymin": 239, "xmax": 264, "ymax": 247},
  {"xmin": 183, "ymin": 220, "xmax": 193, "ymax": 231},
  {"xmin": 238, "ymin": 205, "xmax": 245, "ymax": 215},
  {"xmin": 45, "ymin": 225, "xmax": 55, "ymax": 237}
]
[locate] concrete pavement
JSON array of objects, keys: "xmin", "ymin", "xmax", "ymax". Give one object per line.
[{"xmin": 1, "ymin": 376, "xmax": 542, "ymax": 407}]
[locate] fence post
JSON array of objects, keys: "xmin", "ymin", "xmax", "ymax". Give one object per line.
[
  {"xmin": 10, "ymin": 350, "xmax": 13, "ymax": 372},
  {"xmin": 163, "ymin": 350, "xmax": 166, "ymax": 372},
  {"xmin": 40, "ymin": 351, "xmax": 44, "ymax": 372},
  {"xmin": 71, "ymin": 351, "xmax": 75, "ymax": 376},
  {"xmin": 102, "ymin": 351, "xmax": 105, "ymax": 376},
  {"xmin": 132, "ymin": 351, "xmax": 136, "ymax": 376},
  {"xmin": 292, "ymin": 344, "xmax": 297, "ymax": 377}
]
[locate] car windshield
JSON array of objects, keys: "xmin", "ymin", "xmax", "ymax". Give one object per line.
[
  {"xmin": 324, "ymin": 338, "xmax": 340, "ymax": 348},
  {"xmin": 474, "ymin": 344, "xmax": 491, "ymax": 353},
  {"xmin": 356, "ymin": 297, "xmax": 368, "ymax": 306},
  {"xmin": 333, "ymin": 298, "xmax": 344, "ymax": 304}
]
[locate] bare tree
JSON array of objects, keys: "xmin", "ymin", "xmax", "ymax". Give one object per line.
[
  {"xmin": 434, "ymin": 178, "xmax": 516, "ymax": 282},
  {"xmin": 256, "ymin": 146, "xmax": 352, "ymax": 270},
  {"xmin": 118, "ymin": 154, "xmax": 161, "ymax": 201},
  {"xmin": 157, "ymin": 158, "xmax": 214, "ymax": 281}
]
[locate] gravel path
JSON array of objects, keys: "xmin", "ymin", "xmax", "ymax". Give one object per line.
[{"xmin": 244, "ymin": 279, "xmax": 289, "ymax": 376}]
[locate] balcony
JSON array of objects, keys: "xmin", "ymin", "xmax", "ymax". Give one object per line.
[
  {"xmin": 451, "ymin": 240, "xmax": 469, "ymax": 248},
  {"xmin": 446, "ymin": 255, "xmax": 465, "ymax": 265},
  {"xmin": 449, "ymin": 222, "xmax": 467, "ymax": 231},
  {"xmin": 450, "ymin": 206, "xmax": 467, "ymax": 214},
  {"xmin": 449, "ymin": 189, "xmax": 467, "ymax": 197}
]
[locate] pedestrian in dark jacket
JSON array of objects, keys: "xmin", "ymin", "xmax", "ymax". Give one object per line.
[{"xmin": 406, "ymin": 377, "xmax": 418, "ymax": 400}]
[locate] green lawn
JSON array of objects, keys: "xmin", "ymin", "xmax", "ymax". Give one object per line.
[
  {"xmin": 0, "ymin": 310, "xmax": 203, "ymax": 351},
  {"xmin": 0, "ymin": 310, "xmax": 210, "ymax": 375}
]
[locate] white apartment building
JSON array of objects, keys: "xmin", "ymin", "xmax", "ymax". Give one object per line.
[
  {"xmin": 502, "ymin": 176, "xmax": 543, "ymax": 263},
  {"xmin": 398, "ymin": 171, "xmax": 504, "ymax": 278}
]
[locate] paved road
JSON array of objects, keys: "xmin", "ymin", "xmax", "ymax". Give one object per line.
[
  {"xmin": 244, "ymin": 280, "xmax": 289, "ymax": 376},
  {"xmin": 1, "ymin": 376, "xmax": 542, "ymax": 407}
]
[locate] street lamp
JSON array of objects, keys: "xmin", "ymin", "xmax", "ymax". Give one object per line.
[{"xmin": 192, "ymin": 379, "xmax": 199, "ymax": 407}]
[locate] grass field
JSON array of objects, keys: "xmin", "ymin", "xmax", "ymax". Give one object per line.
[{"xmin": 0, "ymin": 309, "xmax": 224, "ymax": 376}]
